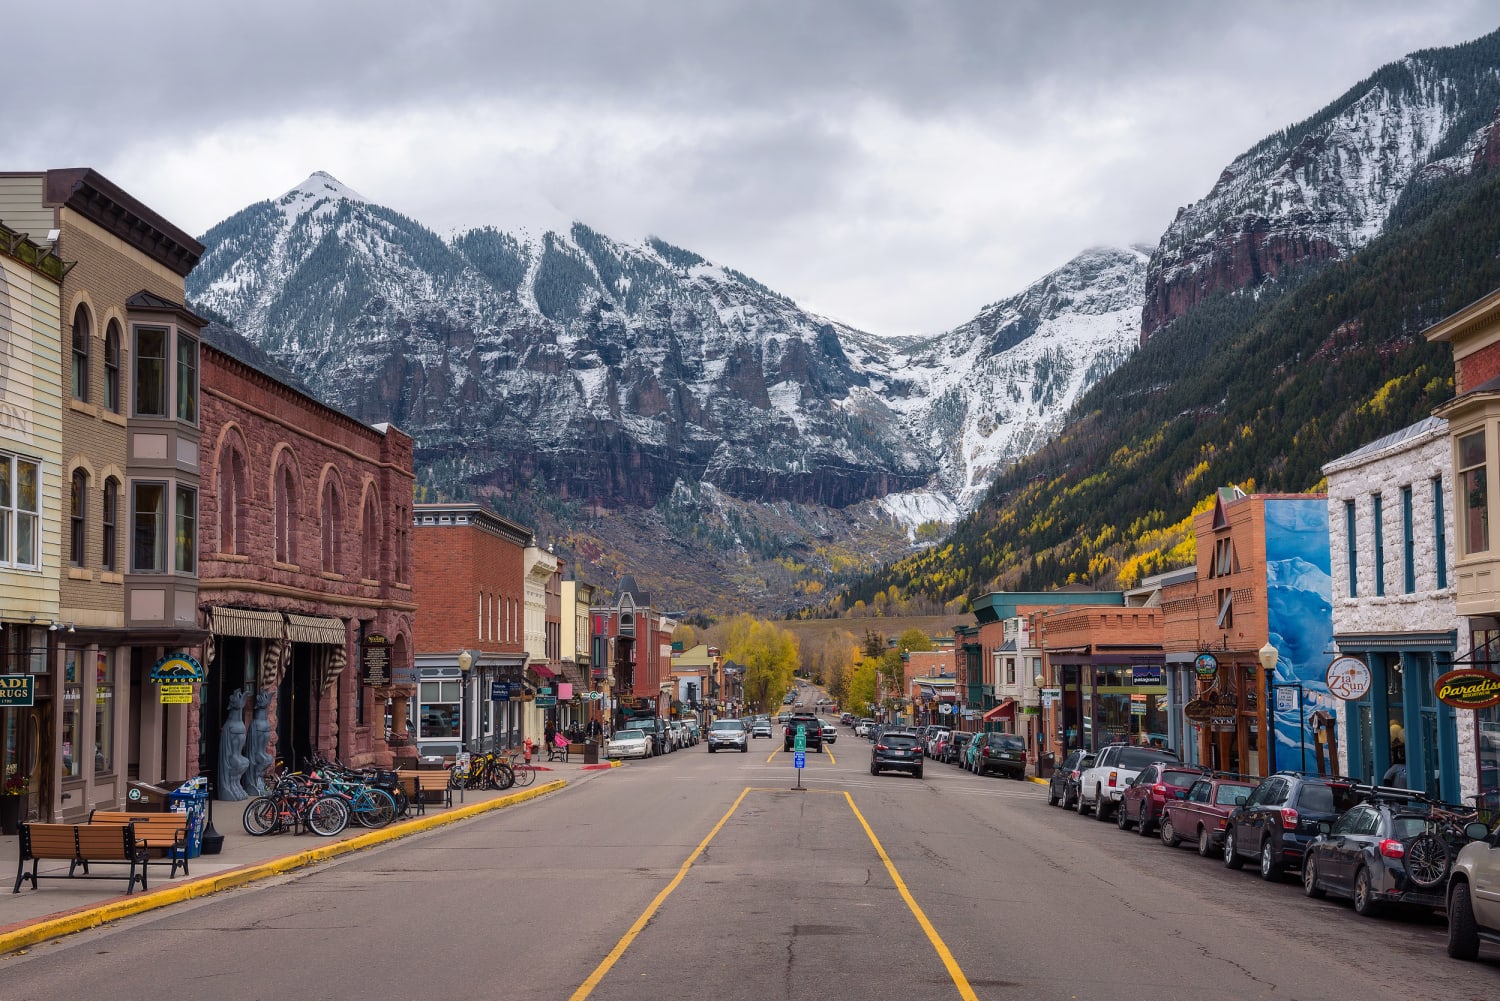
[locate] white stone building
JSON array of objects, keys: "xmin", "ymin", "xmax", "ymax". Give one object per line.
[{"xmin": 1322, "ymin": 416, "xmax": 1475, "ymax": 800}]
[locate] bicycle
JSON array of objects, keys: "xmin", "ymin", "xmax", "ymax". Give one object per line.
[{"xmin": 243, "ymin": 770, "xmax": 349, "ymax": 836}]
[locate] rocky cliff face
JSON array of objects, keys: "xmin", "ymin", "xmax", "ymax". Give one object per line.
[{"xmin": 1142, "ymin": 30, "xmax": 1500, "ymax": 340}]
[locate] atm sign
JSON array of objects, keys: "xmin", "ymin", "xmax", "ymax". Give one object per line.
[{"xmin": 0, "ymin": 675, "xmax": 35, "ymax": 707}]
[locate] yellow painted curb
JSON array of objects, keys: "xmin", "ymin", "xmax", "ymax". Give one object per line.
[
  {"xmin": 1027, "ymin": 776, "xmax": 1048, "ymax": 785},
  {"xmin": 0, "ymin": 779, "xmax": 567, "ymax": 956}
]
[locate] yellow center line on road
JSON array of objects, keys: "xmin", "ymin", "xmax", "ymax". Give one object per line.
[
  {"xmin": 767, "ymin": 747, "xmax": 780, "ymax": 764},
  {"xmin": 568, "ymin": 786, "xmax": 751, "ymax": 1001},
  {"xmin": 845, "ymin": 792, "xmax": 980, "ymax": 1001},
  {"xmin": 826, "ymin": 747, "xmax": 836, "ymax": 765}
]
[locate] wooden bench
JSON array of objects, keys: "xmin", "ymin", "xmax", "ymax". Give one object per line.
[
  {"xmin": 89, "ymin": 810, "xmax": 191, "ymax": 879},
  {"xmin": 13, "ymin": 823, "xmax": 148, "ymax": 894},
  {"xmin": 397, "ymin": 770, "xmax": 452, "ymax": 814}
]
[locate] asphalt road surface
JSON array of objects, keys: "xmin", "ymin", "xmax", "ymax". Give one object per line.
[{"xmin": 3, "ymin": 726, "xmax": 1497, "ymax": 1000}]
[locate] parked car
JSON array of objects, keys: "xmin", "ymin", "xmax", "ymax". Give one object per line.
[
  {"xmin": 1302, "ymin": 795, "xmax": 1462, "ymax": 917},
  {"xmin": 1046, "ymin": 749, "xmax": 1094, "ymax": 811},
  {"xmin": 605, "ymin": 728, "xmax": 651, "ymax": 760},
  {"xmin": 1160, "ymin": 775, "xmax": 1256, "ymax": 856},
  {"xmin": 948, "ymin": 732, "xmax": 976, "ymax": 765},
  {"xmin": 1446, "ymin": 816, "xmax": 1500, "ymax": 959},
  {"xmin": 706, "ymin": 718, "xmax": 749, "ymax": 753},
  {"xmin": 1117, "ymin": 762, "xmax": 1208, "ymax": 835},
  {"xmin": 871, "ymin": 729, "xmax": 924, "ymax": 778},
  {"xmin": 1223, "ymin": 772, "xmax": 1362, "ymax": 880},
  {"xmin": 820, "ymin": 721, "xmax": 837, "ymax": 745},
  {"xmin": 970, "ymin": 732, "xmax": 1028, "ymax": 779},
  {"xmin": 1076, "ymin": 744, "xmax": 1180, "ymax": 820},
  {"xmin": 684, "ymin": 721, "xmax": 701, "ymax": 745},
  {"xmin": 668, "ymin": 720, "xmax": 689, "ymax": 749}
]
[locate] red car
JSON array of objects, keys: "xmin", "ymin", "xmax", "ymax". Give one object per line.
[
  {"xmin": 1118, "ymin": 761, "xmax": 1208, "ymax": 836},
  {"xmin": 1160, "ymin": 775, "xmax": 1257, "ymax": 856}
]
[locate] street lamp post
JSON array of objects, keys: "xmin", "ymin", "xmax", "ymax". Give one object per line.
[
  {"xmin": 1258, "ymin": 640, "xmax": 1299, "ymax": 773},
  {"xmin": 457, "ymin": 649, "xmax": 473, "ymax": 749}
]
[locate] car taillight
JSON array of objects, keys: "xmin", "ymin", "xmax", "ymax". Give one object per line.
[
  {"xmin": 875, "ymin": 744, "xmax": 888, "ymax": 752},
  {"xmin": 1152, "ymin": 783, "xmax": 1168, "ymax": 797},
  {"xmin": 1108, "ymin": 771, "xmax": 1119, "ymax": 788},
  {"xmin": 1280, "ymin": 808, "xmax": 1298, "ymax": 830},
  {"xmin": 1378, "ymin": 839, "xmax": 1405, "ymax": 859},
  {"xmin": 1069, "ymin": 770, "xmax": 1081, "ymax": 779}
]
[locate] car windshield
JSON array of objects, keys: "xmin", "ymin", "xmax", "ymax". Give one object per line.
[
  {"xmin": 1118, "ymin": 748, "xmax": 1178, "ymax": 770},
  {"xmin": 711, "ymin": 721, "xmax": 742, "ymax": 731},
  {"xmin": 614, "ymin": 729, "xmax": 645, "ymax": 740},
  {"xmin": 1215, "ymin": 783, "xmax": 1254, "ymax": 804}
]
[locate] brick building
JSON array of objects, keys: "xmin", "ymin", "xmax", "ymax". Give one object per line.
[
  {"xmin": 196, "ymin": 327, "xmax": 415, "ymax": 785},
  {"xmin": 411, "ymin": 503, "xmax": 529, "ymax": 758}
]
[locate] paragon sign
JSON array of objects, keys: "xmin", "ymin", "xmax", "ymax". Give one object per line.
[{"xmin": 1434, "ymin": 669, "xmax": 1500, "ymax": 709}]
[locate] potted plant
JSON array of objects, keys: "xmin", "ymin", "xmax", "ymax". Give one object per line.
[{"xmin": 0, "ymin": 765, "xmax": 27, "ymax": 835}]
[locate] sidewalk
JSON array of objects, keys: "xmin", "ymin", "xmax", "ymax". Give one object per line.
[{"xmin": 0, "ymin": 758, "xmax": 618, "ymax": 954}]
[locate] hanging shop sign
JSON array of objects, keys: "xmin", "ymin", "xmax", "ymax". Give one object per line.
[
  {"xmin": 1434, "ymin": 669, "xmax": 1500, "ymax": 710},
  {"xmin": 1193, "ymin": 653, "xmax": 1219, "ymax": 680},
  {"xmin": 360, "ymin": 633, "xmax": 391, "ymax": 686},
  {"xmin": 1182, "ymin": 699, "xmax": 1215, "ymax": 724},
  {"xmin": 149, "ymin": 653, "xmax": 203, "ymax": 683},
  {"xmin": 0, "ymin": 674, "xmax": 35, "ymax": 707},
  {"xmin": 1325, "ymin": 656, "xmax": 1372, "ymax": 701},
  {"xmin": 491, "ymin": 682, "xmax": 512, "ymax": 702},
  {"xmin": 1210, "ymin": 715, "xmax": 1237, "ymax": 732}
]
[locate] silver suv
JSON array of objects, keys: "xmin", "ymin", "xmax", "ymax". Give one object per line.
[
  {"xmin": 1446, "ymin": 818, "xmax": 1500, "ymax": 960},
  {"xmin": 707, "ymin": 719, "xmax": 748, "ymax": 753}
]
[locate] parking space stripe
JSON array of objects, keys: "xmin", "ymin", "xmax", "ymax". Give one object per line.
[{"xmin": 845, "ymin": 792, "xmax": 980, "ymax": 1001}]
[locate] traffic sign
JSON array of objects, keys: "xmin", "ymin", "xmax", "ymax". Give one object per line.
[
  {"xmin": 793, "ymin": 750, "xmax": 806, "ymax": 768},
  {"xmin": 938, "ymin": 703, "xmax": 953, "ymax": 715},
  {"xmin": 794, "ymin": 725, "xmax": 807, "ymax": 752},
  {"xmin": 535, "ymin": 695, "xmax": 557, "ymax": 707}
]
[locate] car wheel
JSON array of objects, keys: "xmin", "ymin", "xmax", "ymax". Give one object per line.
[
  {"xmin": 708, "ymin": 746, "xmax": 716, "ymax": 753},
  {"xmin": 1223, "ymin": 828, "xmax": 1244, "ymax": 869},
  {"xmin": 914, "ymin": 767, "xmax": 924, "ymax": 779},
  {"xmin": 1197, "ymin": 826, "xmax": 1215, "ymax": 858},
  {"xmin": 1076, "ymin": 788, "xmax": 1091, "ymax": 816},
  {"xmin": 1116, "ymin": 799, "xmax": 1133, "ymax": 830},
  {"xmin": 1302, "ymin": 854, "xmax": 1325, "ymax": 898},
  {"xmin": 740, "ymin": 745, "xmax": 747, "ymax": 753},
  {"xmin": 870, "ymin": 763, "xmax": 879, "ymax": 776},
  {"xmin": 1095, "ymin": 788, "xmax": 1112, "ymax": 822},
  {"xmin": 1159, "ymin": 814, "xmax": 1179, "ymax": 848},
  {"xmin": 1046, "ymin": 783, "xmax": 1060, "ymax": 807},
  {"xmin": 1259, "ymin": 838, "xmax": 1283, "ymax": 882},
  {"xmin": 1137, "ymin": 803, "xmax": 1154, "ymax": 838},
  {"xmin": 1352, "ymin": 866, "xmax": 1380, "ymax": 916},
  {"xmin": 1448, "ymin": 880, "xmax": 1481, "ymax": 960}
]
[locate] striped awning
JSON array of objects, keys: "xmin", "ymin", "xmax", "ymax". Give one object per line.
[
  {"xmin": 209, "ymin": 606, "xmax": 286, "ymax": 640},
  {"xmin": 286, "ymin": 613, "xmax": 346, "ymax": 646},
  {"xmin": 320, "ymin": 644, "xmax": 347, "ymax": 696},
  {"xmin": 260, "ymin": 638, "xmax": 289, "ymax": 690}
]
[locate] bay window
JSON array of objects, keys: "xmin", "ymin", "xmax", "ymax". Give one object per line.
[
  {"xmin": 131, "ymin": 482, "xmax": 167, "ymax": 572},
  {"xmin": 134, "ymin": 326, "xmax": 167, "ymax": 417},
  {"xmin": 1458, "ymin": 429, "xmax": 1488, "ymax": 556}
]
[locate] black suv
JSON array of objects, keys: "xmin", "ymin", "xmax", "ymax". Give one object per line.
[
  {"xmin": 871, "ymin": 729, "xmax": 924, "ymax": 778},
  {"xmin": 971, "ymin": 732, "xmax": 1028, "ymax": 779},
  {"xmin": 1223, "ymin": 771, "xmax": 1361, "ymax": 881},
  {"xmin": 783, "ymin": 713, "xmax": 823, "ymax": 752}
]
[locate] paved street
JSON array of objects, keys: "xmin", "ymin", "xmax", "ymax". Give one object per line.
[{"xmin": 1, "ymin": 730, "xmax": 1496, "ymax": 1000}]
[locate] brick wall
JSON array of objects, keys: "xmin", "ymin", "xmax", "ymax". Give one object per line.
[{"xmin": 412, "ymin": 519, "xmax": 526, "ymax": 658}]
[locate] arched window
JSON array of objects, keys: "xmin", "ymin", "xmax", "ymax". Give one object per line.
[
  {"xmin": 361, "ymin": 492, "xmax": 380, "ymax": 580},
  {"xmin": 274, "ymin": 461, "xmax": 299, "ymax": 565},
  {"xmin": 218, "ymin": 447, "xmax": 247, "ymax": 555},
  {"xmin": 321, "ymin": 479, "xmax": 344, "ymax": 573},
  {"xmin": 103, "ymin": 321, "xmax": 122, "ymax": 413},
  {"xmin": 102, "ymin": 477, "xmax": 119, "ymax": 571},
  {"xmin": 69, "ymin": 468, "xmax": 88, "ymax": 567},
  {"xmin": 71, "ymin": 305, "xmax": 91, "ymax": 401}
]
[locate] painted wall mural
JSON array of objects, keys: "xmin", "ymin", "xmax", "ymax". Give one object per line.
[{"xmin": 1264, "ymin": 499, "xmax": 1335, "ymax": 772}]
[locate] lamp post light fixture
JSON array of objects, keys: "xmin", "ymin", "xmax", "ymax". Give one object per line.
[{"xmin": 457, "ymin": 650, "xmax": 473, "ymax": 746}]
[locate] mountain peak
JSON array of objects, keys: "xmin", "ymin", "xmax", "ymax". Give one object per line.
[{"xmin": 275, "ymin": 171, "xmax": 368, "ymax": 225}]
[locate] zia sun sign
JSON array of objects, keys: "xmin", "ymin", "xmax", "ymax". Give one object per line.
[{"xmin": 1434, "ymin": 669, "xmax": 1500, "ymax": 710}]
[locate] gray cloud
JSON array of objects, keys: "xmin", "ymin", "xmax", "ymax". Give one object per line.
[{"xmin": 5, "ymin": 1, "xmax": 1498, "ymax": 334}]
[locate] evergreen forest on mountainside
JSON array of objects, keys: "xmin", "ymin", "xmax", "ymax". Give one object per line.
[{"xmin": 836, "ymin": 165, "xmax": 1500, "ymax": 613}]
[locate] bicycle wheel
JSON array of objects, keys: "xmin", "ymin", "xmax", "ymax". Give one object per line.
[
  {"xmin": 491, "ymin": 762, "xmax": 516, "ymax": 790},
  {"xmin": 243, "ymin": 796, "xmax": 278, "ymax": 836},
  {"xmin": 1406, "ymin": 833, "xmax": 1452, "ymax": 888},
  {"xmin": 307, "ymin": 795, "xmax": 350, "ymax": 836},
  {"xmin": 514, "ymin": 762, "xmax": 537, "ymax": 787},
  {"xmin": 354, "ymin": 788, "xmax": 397, "ymax": 829},
  {"xmin": 391, "ymin": 786, "xmax": 411, "ymax": 817}
]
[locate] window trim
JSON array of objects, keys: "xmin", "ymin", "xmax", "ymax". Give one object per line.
[{"xmin": 71, "ymin": 305, "xmax": 91, "ymax": 402}]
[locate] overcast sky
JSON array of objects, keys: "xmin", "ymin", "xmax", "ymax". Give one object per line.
[{"xmin": 6, "ymin": 2, "xmax": 1498, "ymax": 336}]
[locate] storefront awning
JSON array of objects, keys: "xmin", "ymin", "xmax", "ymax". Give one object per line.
[
  {"xmin": 208, "ymin": 606, "xmax": 285, "ymax": 640},
  {"xmin": 982, "ymin": 699, "xmax": 1016, "ymax": 722},
  {"xmin": 531, "ymin": 663, "xmax": 556, "ymax": 678},
  {"xmin": 285, "ymin": 613, "xmax": 347, "ymax": 646}
]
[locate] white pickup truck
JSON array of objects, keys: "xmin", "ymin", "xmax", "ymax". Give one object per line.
[{"xmin": 1075, "ymin": 743, "xmax": 1181, "ymax": 821}]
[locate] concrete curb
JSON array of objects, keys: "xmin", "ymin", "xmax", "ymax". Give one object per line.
[
  {"xmin": 1027, "ymin": 776, "xmax": 1048, "ymax": 785},
  {"xmin": 0, "ymin": 778, "xmax": 567, "ymax": 956}
]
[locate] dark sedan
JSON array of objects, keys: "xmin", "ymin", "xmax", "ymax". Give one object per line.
[
  {"xmin": 1047, "ymin": 749, "xmax": 1094, "ymax": 810},
  {"xmin": 1302, "ymin": 798, "xmax": 1457, "ymax": 916}
]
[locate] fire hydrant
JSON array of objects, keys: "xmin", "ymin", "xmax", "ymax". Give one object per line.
[{"xmin": 523, "ymin": 737, "xmax": 534, "ymax": 763}]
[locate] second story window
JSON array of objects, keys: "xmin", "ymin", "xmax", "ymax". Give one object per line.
[
  {"xmin": 131, "ymin": 482, "xmax": 166, "ymax": 572},
  {"xmin": 0, "ymin": 454, "xmax": 40, "ymax": 570},
  {"xmin": 1458, "ymin": 429, "xmax": 1488, "ymax": 556},
  {"xmin": 176, "ymin": 334, "xmax": 198, "ymax": 424},
  {"xmin": 362, "ymin": 493, "xmax": 379, "ymax": 579},
  {"xmin": 274, "ymin": 463, "xmax": 299, "ymax": 565},
  {"xmin": 104, "ymin": 321, "xmax": 122, "ymax": 413},
  {"xmin": 69, "ymin": 469, "xmax": 88, "ymax": 567},
  {"xmin": 1434, "ymin": 475, "xmax": 1448, "ymax": 589},
  {"xmin": 102, "ymin": 477, "xmax": 119, "ymax": 572},
  {"xmin": 1345, "ymin": 499, "xmax": 1358, "ymax": 597},
  {"xmin": 175, "ymin": 485, "xmax": 196, "ymax": 573},
  {"xmin": 321, "ymin": 481, "xmax": 343, "ymax": 573},
  {"xmin": 72, "ymin": 305, "xmax": 91, "ymax": 401},
  {"xmin": 134, "ymin": 326, "xmax": 168, "ymax": 417},
  {"xmin": 1372, "ymin": 493, "xmax": 1385, "ymax": 597},
  {"xmin": 1402, "ymin": 485, "xmax": 1415, "ymax": 594}
]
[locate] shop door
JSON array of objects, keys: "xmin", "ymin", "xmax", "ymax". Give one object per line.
[{"xmin": 276, "ymin": 644, "xmax": 315, "ymax": 770}]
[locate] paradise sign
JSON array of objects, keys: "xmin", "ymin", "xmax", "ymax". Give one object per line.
[{"xmin": 1434, "ymin": 669, "xmax": 1500, "ymax": 709}]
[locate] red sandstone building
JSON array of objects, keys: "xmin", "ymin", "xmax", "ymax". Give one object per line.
[{"xmin": 194, "ymin": 328, "xmax": 415, "ymax": 783}]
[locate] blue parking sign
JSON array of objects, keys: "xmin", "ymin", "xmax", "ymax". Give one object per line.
[{"xmin": 793, "ymin": 751, "xmax": 806, "ymax": 768}]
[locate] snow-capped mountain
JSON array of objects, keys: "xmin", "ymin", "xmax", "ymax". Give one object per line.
[{"xmin": 1143, "ymin": 28, "xmax": 1500, "ymax": 339}]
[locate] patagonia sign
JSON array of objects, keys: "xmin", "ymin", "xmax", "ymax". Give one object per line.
[
  {"xmin": 0, "ymin": 674, "xmax": 35, "ymax": 707},
  {"xmin": 1434, "ymin": 669, "xmax": 1500, "ymax": 710}
]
